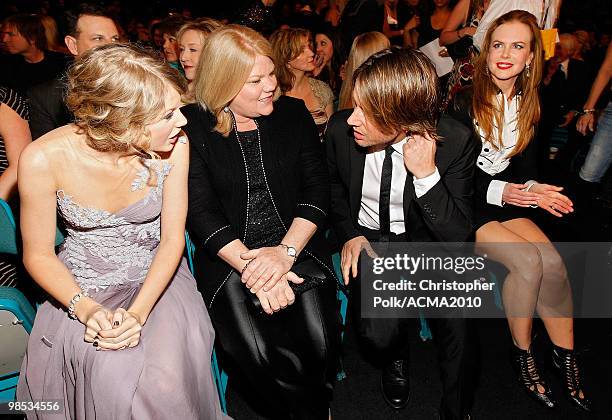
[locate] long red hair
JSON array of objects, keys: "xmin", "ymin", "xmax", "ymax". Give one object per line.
[{"xmin": 472, "ymin": 10, "xmax": 544, "ymax": 156}]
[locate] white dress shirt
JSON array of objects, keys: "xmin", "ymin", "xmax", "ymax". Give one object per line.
[
  {"xmin": 473, "ymin": 0, "xmax": 560, "ymax": 50},
  {"xmin": 476, "ymin": 93, "xmax": 535, "ymax": 207},
  {"xmin": 358, "ymin": 138, "xmax": 441, "ymax": 234}
]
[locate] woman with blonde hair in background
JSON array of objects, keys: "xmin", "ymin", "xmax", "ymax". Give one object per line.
[
  {"xmin": 270, "ymin": 27, "xmax": 334, "ymax": 141},
  {"xmin": 338, "ymin": 31, "xmax": 389, "ymax": 110},
  {"xmin": 40, "ymin": 15, "xmax": 68, "ymax": 54},
  {"xmin": 16, "ymin": 43, "xmax": 226, "ymax": 419},
  {"xmin": 448, "ymin": 10, "xmax": 591, "ymax": 412},
  {"xmin": 178, "ymin": 18, "xmax": 223, "ymax": 95}
]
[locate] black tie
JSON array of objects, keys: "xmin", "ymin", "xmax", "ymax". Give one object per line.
[{"xmin": 379, "ymin": 146, "xmax": 394, "ymax": 242}]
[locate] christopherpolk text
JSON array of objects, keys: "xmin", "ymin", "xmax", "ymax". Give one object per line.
[{"xmin": 372, "ymin": 279, "xmax": 495, "ymax": 293}]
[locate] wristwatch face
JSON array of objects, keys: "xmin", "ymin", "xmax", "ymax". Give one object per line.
[{"xmin": 287, "ymin": 247, "xmax": 297, "ymax": 257}]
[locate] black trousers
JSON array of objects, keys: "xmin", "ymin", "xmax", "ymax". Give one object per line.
[
  {"xmin": 210, "ymin": 270, "xmax": 341, "ymax": 420},
  {"xmin": 350, "ymin": 226, "xmax": 475, "ymax": 420}
]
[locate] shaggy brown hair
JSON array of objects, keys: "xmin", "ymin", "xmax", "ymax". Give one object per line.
[
  {"xmin": 353, "ymin": 46, "xmax": 440, "ymax": 141},
  {"xmin": 3, "ymin": 14, "xmax": 47, "ymax": 51}
]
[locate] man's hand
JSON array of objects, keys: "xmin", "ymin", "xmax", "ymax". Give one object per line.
[
  {"xmin": 341, "ymin": 236, "xmax": 377, "ymax": 285},
  {"xmin": 403, "ymin": 134, "xmax": 436, "ymax": 179}
]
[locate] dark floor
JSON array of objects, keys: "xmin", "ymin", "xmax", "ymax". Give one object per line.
[{"xmin": 227, "ymin": 316, "xmax": 612, "ymax": 420}]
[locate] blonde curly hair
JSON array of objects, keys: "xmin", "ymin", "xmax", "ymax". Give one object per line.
[{"xmin": 66, "ymin": 43, "xmax": 187, "ymax": 155}]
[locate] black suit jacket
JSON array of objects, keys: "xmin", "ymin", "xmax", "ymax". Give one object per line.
[
  {"xmin": 326, "ymin": 110, "xmax": 476, "ymax": 246},
  {"xmin": 183, "ymin": 96, "xmax": 333, "ymax": 307},
  {"xmin": 27, "ymin": 77, "xmax": 71, "ymax": 140},
  {"xmin": 542, "ymin": 58, "xmax": 592, "ymax": 117}
]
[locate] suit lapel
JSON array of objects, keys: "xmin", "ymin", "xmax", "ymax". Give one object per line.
[
  {"xmin": 403, "ymin": 166, "xmax": 416, "ymax": 234},
  {"xmin": 349, "ymin": 142, "xmax": 366, "ymax": 217}
]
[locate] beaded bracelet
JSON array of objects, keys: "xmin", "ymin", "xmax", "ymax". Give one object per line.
[
  {"xmin": 68, "ymin": 290, "xmax": 90, "ymax": 319},
  {"xmin": 582, "ymin": 109, "xmax": 596, "ymax": 114}
]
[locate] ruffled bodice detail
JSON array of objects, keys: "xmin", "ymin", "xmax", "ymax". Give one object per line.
[{"xmin": 55, "ymin": 160, "xmax": 172, "ymax": 291}]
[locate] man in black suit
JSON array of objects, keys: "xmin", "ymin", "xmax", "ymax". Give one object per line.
[
  {"xmin": 27, "ymin": 3, "xmax": 119, "ymax": 139},
  {"xmin": 326, "ymin": 47, "xmax": 476, "ymax": 419}
]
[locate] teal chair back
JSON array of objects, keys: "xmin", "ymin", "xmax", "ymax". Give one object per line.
[
  {"xmin": 0, "ymin": 198, "xmax": 62, "ymax": 403},
  {"xmin": 185, "ymin": 231, "xmax": 228, "ymax": 414},
  {"xmin": 0, "ymin": 198, "xmax": 64, "ymax": 255},
  {"xmin": 0, "ymin": 199, "xmax": 17, "ymax": 254}
]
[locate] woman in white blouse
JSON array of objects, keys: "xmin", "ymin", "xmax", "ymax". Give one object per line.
[{"xmin": 449, "ymin": 11, "xmax": 590, "ymax": 412}]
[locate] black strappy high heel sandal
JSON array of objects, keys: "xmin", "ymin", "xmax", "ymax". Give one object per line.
[
  {"xmin": 511, "ymin": 345, "xmax": 556, "ymax": 408},
  {"xmin": 552, "ymin": 345, "xmax": 592, "ymax": 412}
]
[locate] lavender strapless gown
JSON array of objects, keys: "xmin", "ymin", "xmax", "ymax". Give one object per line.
[{"xmin": 16, "ymin": 161, "xmax": 229, "ymax": 420}]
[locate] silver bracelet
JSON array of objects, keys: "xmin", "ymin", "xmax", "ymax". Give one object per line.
[{"xmin": 68, "ymin": 290, "xmax": 90, "ymax": 319}]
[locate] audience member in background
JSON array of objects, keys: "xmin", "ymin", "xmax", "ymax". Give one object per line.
[
  {"xmin": 575, "ymin": 42, "xmax": 612, "ymax": 205},
  {"xmin": 0, "ymin": 86, "xmax": 31, "ymax": 288},
  {"xmin": 315, "ymin": 0, "xmax": 343, "ymax": 27},
  {"xmin": 338, "ymin": 31, "xmax": 389, "ymax": 109},
  {"xmin": 235, "ymin": 0, "xmax": 278, "ymax": 37},
  {"xmin": 178, "ymin": 18, "xmax": 223, "ymax": 96},
  {"xmin": 379, "ymin": 0, "xmax": 419, "ymax": 46},
  {"xmin": 416, "ymin": 0, "xmax": 453, "ymax": 48},
  {"xmin": 339, "ymin": 0, "xmax": 380, "ymax": 50},
  {"xmin": 541, "ymin": 33, "xmax": 592, "ymax": 167},
  {"xmin": 183, "ymin": 25, "xmax": 340, "ymax": 419},
  {"xmin": 572, "ymin": 30, "xmax": 590, "ymax": 62},
  {"xmin": 16, "ymin": 43, "xmax": 227, "ymax": 419},
  {"xmin": 40, "ymin": 15, "xmax": 68, "ymax": 54},
  {"xmin": 313, "ymin": 24, "xmax": 344, "ymax": 98},
  {"xmin": 289, "ymin": 0, "xmax": 325, "ymax": 31},
  {"xmin": 149, "ymin": 18, "xmax": 163, "ymax": 49},
  {"xmin": 440, "ymin": 0, "xmax": 490, "ymax": 108},
  {"xmin": 0, "ymin": 13, "xmax": 67, "ymax": 94},
  {"xmin": 157, "ymin": 15, "xmax": 186, "ymax": 73},
  {"xmin": 448, "ymin": 11, "xmax": 590, "ymax": 412},
  {"xmin": 472, "ymin": 0, "xmax": 560, "ymax": 50},
  {"xmin": 271, "ymin": 27, "xmax": 334, "ymax": 141},
  {"xmin": 27, "ymin": 3, "xmax": 119, "ymax": 140}
]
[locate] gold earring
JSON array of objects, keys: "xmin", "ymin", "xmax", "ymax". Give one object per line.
[{"xmin": 526, "ymin": 64, "xmax": 531, "ymax": 78}]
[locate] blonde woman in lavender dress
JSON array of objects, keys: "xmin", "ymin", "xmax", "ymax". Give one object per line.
[{"xmin": 16, "ymin": 43, "xmax": 227, "ymax": 419}]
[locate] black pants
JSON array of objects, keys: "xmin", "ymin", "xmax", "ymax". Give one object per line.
[
  {"xmin": 210, "ymin": 270, "xmax": 341, "ymax": 420},
  {"xmin": 350, "ymin": 226, "xmax": 475, "ymax": 420}
]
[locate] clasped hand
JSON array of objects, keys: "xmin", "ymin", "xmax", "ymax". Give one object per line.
[
  {"xmin": 82, "ymin": 306, "xmax": 142, "ymax": 351},
  {"xmin": 502, "ymin": 183, "xmax": 574, "ymax": 217},
  {"xmin": 240, "ymin": 246, "xmax": 304, "ymax": 314},
  {"xmin": 240, "ymin": 246, "xmax": 296, "ymax": 293}
]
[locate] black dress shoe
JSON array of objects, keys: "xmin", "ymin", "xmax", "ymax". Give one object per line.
[{"xmin": 381, "ymin": 359, "xmax": 410, "ymax": 409}]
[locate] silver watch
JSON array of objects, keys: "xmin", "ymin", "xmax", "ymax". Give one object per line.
[{"xmin": 279, "ymin": 243, "xmax": 298, "ymax": 262}]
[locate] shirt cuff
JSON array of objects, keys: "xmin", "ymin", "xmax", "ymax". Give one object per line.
[
  {"xmin": 413, "ymin": 167, "xmax": 441, "ymax": 198},
  {"xmin": 486, "ymin": 180, "xmax": 507, "ymax": 207}
]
